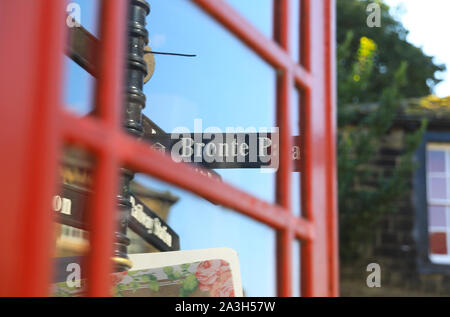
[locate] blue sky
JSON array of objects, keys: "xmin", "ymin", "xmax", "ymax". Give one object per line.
[{"xmin": 385, "ymin": 0, "xmax": 450, "ymax": 97}]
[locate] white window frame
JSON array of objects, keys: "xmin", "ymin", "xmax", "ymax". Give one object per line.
[{"xmin": 427, "ymin": 143, "xmax": 450, "ymax": 264}]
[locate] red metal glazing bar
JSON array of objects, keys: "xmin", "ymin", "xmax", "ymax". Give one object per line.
[
  {"xmin": 62, "ymin": 113, "xmax": 110, "ymax": 152},
  {"xmin": 274, "ymin": 0, "xmax": 294, "ymax": 297},
  {"xmin": 275, "ymin": 71, "xmax": 294, "ymax": 297},
  {"xmin": 324, "ymin": 0, "xmax": 339, "ymax": 297},
  {"xmin": 0, "ymin": 0, "xmax": 66, "ymax": 296},
  {"xmin": 300, "ymin": 0, "xmax": 314, "ymax": 298},
  {"xmin": 84, "ymin": 0, "xmax": 128, "ymax": 297},
  {"xmin": 294, "ymin": 217, "xmax": 315, "ymax": 241},
  {"xmin": 60, "ymin": 112, "xmax": 316, "ymax": 242},
  {"xmin": 294, "ymin": 0, "xmax": 312, "ymax": 90},
  {"xmin": 192, "ymin": 0, "xmax": 312, "ymax": 89},
  {"xmin": 119, "ymin": 130, "xmax": 315, "ymax": 243},
  {"xmin": 276, "ymin": 229, "xmax": 294, "ymax": 296},
  {"xmin": 300, "ymin": 87, "xmax": 314, "ymax": 297},
  {"xmin": 193, "ymin": 0, "xmax": 288, "ymax": 69},
  {"xmin": 301, "ymin": 0, "xmax": 334, "ymax": 297},
  {"xmin": 94, "ymin": 0, "xmax": 127, "ymax": 130},
  {"xmin": 121, "ymin": 134, "xmax": 310, "ymax": 242},
  {"xmin": 86, "ymin": 149, "xmax": 120, "ymax": 296},
  {"xmin": 293, "ymin": 64, "xmax": 313, "ymax": 91},
  {"xmin": 120, "ymin": 133, "xmax": 298, "ymax": 229}
]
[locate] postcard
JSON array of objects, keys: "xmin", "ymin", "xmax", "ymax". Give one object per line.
[{"xmin": 52, "ymin": 248, "xmax": 243, "ymax": 297}]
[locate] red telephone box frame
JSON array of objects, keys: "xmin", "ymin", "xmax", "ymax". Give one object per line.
[{"xmin": 0, "ymin": 0, "xmax": 337, "ymax": 297}]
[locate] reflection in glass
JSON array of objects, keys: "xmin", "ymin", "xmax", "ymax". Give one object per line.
[
  {"xmin": 291, "ymin": 88, "xmax": 301, "ymax": 216},
  {"xmin": 53, "ymin": 145, "xmax": 96, "ymax": 296},
  {"xmin": 289, "ymin": 0, "xmax": 300, "ymax": 62},
  {"xmin": 430, "ymin": 232, "xmax": 447, "ymax": 255},
  {"xmin": 292, "ymin": 239, "xmax": 301, "ymax": 297},
  {"xmin": 429, "ymin": 177, "xmax": 447, "ymax": 200},
  {"xmin": 291, "ymin": 87, "xmax": 300, "ymax": 137},
  {"xmin": 428, "ymin": 205, "xmax": 446, "ymax": 227},
  {"xmin": 62, "ymin": 0, "xmax": 111, "ymax": 116},
  {"xmin": 65, "ymin": 0, "xmax": 100, "ymax": 37},
  {"xmin": 292, "ymin": 173, "xmax": 301, "ymax": 217},
  {"xmin": 63, "ymin": 57, "xmax": 95, "ymax": 116},
  {"xmin": 427, "ymin": 150, "xmax": 446, "ymax": 173}
]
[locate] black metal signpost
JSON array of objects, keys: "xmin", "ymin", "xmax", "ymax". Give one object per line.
[{"xmin": 113, "ymin": 0, "xmax": 151, "ymax": 271}]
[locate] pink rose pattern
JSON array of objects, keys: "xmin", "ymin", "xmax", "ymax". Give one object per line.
[
  {"xmin": 195, "ymin": 260, "xmax": 235, "ymax": 297},
  {"xmin": 111, "ymin": 271, "xmax": 127, "ymax": 285}
]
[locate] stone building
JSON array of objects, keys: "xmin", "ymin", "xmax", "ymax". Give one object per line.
[{"xmin": 341, "ymin": 96, "xmax": 450, "ymax": 296}]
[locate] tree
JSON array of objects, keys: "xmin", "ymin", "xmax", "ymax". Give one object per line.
[
  {"xmin": 338, "ymin": 0, "xmax": 445, "ymax": 103},
  {"xmin": 337, "ymin": 0, "xmax": 439, "ymax": 261}
]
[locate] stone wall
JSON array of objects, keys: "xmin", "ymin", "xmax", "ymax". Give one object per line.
[{"xmin": 340, "ymin": 128, "xmax": 450, "ymax": 296}]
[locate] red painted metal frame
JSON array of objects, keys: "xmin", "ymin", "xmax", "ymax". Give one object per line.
[{"xmin": 0, "ymin": 0, "xmax": 337, "ymax": 296}]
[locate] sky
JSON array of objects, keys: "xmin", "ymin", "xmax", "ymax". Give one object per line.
[{"xmin": 384, "ymin": 0, "xmax": 450, "ymax": 97}]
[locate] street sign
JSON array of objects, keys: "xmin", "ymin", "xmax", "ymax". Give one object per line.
[
  {"xmin": 148, "ymin": 132, "xmax": 277, "ymax": 169},
  {"xmin": 128, "ymin": 194, "xmax": 180, "ymax": 251},
  {"xmin": 53, "ymin": 183, "xmax": 180, "ymax": 252},
  {"xmin": 146, "ymin": 132, "xmax": 301, "ymax": 171},
  {"xmin": 53, "ymin": 184, "xmax": 87, "ymax": 230}
]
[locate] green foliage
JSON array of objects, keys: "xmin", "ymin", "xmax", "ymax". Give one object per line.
[
  {"xmin": 338, "ymin": 0, "xmax": 445, "ymax": 103},
  {"xmin": 174, "ymin": 270, "xmax": 182, "ymax": 279},
  {"xmin": 183, "ymin": 274, "xmax": 198, "ymax": 292},
  {"xmin": 130, "ymin": 281, "xmax": 140, "ymax": 293},
  {"xmin": 114, "ymin": 282, "xmax": 127, "ymax": 297},
  {"xmin": 163, "ymin": 265, "xmax": 199, "ymax": 296},
  {"xmin": 112, "ymin": 273, "xmax": 160, "ymax": 295},
  {"xmin": 163, "ymin": 266, "xmax": 174, "ymax": 276},
  {"xmin": 179, "ymin": 273, "xmax": 199, "ymax": 297},
  {"xmin": 337, "ymin": 0, "xmax": 435, "ymax": 261},
  {"xmin": 164, "ymin": 265, "xmax": 185, "ymax": 281},
  {"xmin": 148, "ymin": 279, "xmax": 159, "ymax": 292}
]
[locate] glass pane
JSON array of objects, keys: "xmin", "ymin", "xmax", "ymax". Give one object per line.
[
  {"xmin": 428, "ymin": 205, "xmax": 447, "ymax": 227},
  {"xmin": 430, "ymin": 232, "xmax": 447, "ymax": 255},
  {"xmin": 63, "ymin": 57, "xmax": 95, "ymax": 116},
  {"xmin": 145, "ymin": 0, "xmax": 276, "ymax": 203},
  {"xmin": 291, "ymin": 88, "xmax": 301, "ymax": 216},
  {"xmin": 291, "ymin": 87, "xmax": 300, "ymax": 136},
  {"xmin": 52, "ymin": 145, "xmax": 97, "ymax": 295},
  {"xmin": 289, "ymin": 0, "xmax": 300, "ymax": 62},
  {"xmin": 224, "ymin": 0, "xmax": 274, "ymax": 39},
  {"xmin": 292, "ymin": 239, "xmax": 301, "ymax": 297},
  {"xmin": 292, "ymin": 173, "xmax": 301, "ymax": 216},
  {"xmin": 427, "ymin": 150, "xmax": 446, "ymax": 173},
  {"xmin": 63, "ymin": 0, "xmax": 100, "ymax": 117},
  {"xmin": 135, "ymin": 174, "xmax": 277, "ymax": 297},
  {"xmin": 429, "ymin": 177, "xmax": 447, "ymax": 200},
  {"xmin": 65, "ymin": 0, "xmax": 100, "ymax": 37}
]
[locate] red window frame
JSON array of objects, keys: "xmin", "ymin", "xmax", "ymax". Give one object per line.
[{"xmin": 0, "ymin": 0, "xmax": 337, "ymax": 297}]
